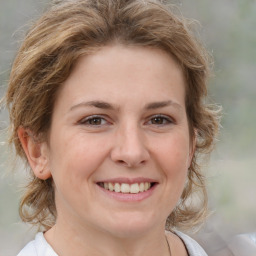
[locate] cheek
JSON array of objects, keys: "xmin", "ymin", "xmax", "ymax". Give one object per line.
[
  {"xmin": 157, "ymin": 135, "xmax": 190, "ymax": 181},
  {"xmin": 152, "ymin": 135, "xmax": 190, "ymax": 214},
  {"xmin": 49, "ymin": 134, "xmax": 109, "ymax": 184}
]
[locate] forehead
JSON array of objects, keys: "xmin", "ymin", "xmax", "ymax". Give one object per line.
[{"xmin": 54, "ymin": 44, "xmax": 186, "ymax": 111}]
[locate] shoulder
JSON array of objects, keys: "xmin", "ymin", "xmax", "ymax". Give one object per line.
[
  {"xmin": 174, "ymin": 230, "xmax": 208, "ymax": 256},
  {"xmin": 17, "ymin": 232, "xmax": 58, "ymax": 256}
]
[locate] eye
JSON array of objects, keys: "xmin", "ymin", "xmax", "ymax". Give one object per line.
[
  {"xmin": 147, "ymin": 115, "xmax": 173, "ymax": 125},
  {"xmin": 79, "ymin": 115, "xmax": 108, "ymax": 126}
]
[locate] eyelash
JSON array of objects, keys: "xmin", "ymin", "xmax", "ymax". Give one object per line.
[
  {"xmin": 146, "ymin": 114, "xmax": 174, "ymax": 126},
  {"xmin": 79, "ymin": 115, "xmax": 109, "ymax": 126},
  {"xmin": 78, "ymin": 114, "xmax": 174, "ymax": 127}
]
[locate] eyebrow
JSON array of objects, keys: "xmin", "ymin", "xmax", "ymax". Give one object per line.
[
  {"xmin": 70, "ymin": 100, "xmax": 181, "ymax": 111},
  {"xmin": 144, "ymin": 100, "xmax": 182, "ymax": 110},
  {"xmin": 70, "ymin": 101, "xmax": 116, "ymax": 111}
]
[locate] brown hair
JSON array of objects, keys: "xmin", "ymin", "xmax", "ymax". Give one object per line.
[{"xmin": 4, "ymin": 0, "xmax": 220, "ymax": 231}]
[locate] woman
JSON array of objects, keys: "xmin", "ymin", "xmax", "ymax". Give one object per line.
[{"xmin": 4, "ymin": 0, "xmax": 220, "ymax": 255}]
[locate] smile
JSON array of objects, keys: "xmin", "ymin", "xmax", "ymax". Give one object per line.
[{"xmin": 97, "ymin": 182, "xmax": 154, "ymax": 194}]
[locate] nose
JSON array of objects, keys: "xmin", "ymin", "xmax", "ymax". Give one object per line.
[{"xmin": 110, "ymin": 123, "xmax": 150, "ymax": 168}]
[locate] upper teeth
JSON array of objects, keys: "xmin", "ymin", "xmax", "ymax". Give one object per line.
[{"xmin": 102, "ymin": 182, "xmax": 151, "ymax": 194}]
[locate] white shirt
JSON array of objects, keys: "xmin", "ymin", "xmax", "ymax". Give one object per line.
[
  {"xmin": 17, "ymin": 233, "xmax": 57, "ymax": 256},
  {"xmin": 17, "ymin": 231, "xmax": 208, "ymax": 256}
]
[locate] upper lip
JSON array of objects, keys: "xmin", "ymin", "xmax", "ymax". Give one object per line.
[{"xmin": 96, "ymin": 177, "xmax": 158, "ymax": 184}]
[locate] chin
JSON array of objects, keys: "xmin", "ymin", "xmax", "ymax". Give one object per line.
[{"xmin": 102, "ymin": 212, "xmax": 162, "ymax": 238}]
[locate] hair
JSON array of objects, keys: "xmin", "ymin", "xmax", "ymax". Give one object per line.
[{"xmin": 4, "ymin": 0, "xmax": 220, "ymax": 231}]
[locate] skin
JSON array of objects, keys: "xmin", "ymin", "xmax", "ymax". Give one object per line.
[{"xmin": 19, "ymin": 44, "xmax": 191, "ymax": 256}]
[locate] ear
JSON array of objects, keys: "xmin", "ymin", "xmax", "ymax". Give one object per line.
[{"xmin": 18, "ymin": 127, "xmax": 52, "ymax": 180}]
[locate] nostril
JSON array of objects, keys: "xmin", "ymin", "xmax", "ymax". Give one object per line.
[
  {"xmin": 115, "ymin": 159, "xmax": 147, "ymax": 168},
  {"xmin": 116, "ymin": 159, "xmax": 135, "ymax": 168},
  {"xmin": 117, "ymin": 160, "xmax": 126, "ymax": 165},
  {"xmin": 115, "ymin": 160, "xmax": 133, "ymax": 168}
]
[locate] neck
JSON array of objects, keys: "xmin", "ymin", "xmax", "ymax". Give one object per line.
[{"xmin": 44, "ymin": 218, "xmax": 170, "ymax": 256}]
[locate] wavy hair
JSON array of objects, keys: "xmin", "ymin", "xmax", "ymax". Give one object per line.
[{"xmin": 4, "ymin": 0, "xmax": 220, "ymax": 231}]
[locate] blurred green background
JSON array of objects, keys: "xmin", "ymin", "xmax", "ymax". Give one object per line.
[{"xmin": 0, "ymin": 0, "xmax": 255, "ymax": 255}]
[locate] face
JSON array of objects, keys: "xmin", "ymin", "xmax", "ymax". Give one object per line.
[{"xmin": 39, "ymin": 45, "xmax": 193, "ymax": 238}]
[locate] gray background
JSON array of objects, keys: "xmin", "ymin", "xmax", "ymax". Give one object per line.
[{"xmin": 1, "ymin": 0, "xmax": 256, "ymax": 255}]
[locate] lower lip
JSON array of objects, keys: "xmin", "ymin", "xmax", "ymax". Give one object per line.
[{"xmin": 97, "ymin": 184, "xmax": 157, "ymax": 202}]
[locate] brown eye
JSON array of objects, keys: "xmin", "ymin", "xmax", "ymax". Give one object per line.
[
  {"xmin": 88, "ymin": 117, "xmax": 103, "ymax": 125},
  {"xmin": 151, "ymin": 117, "xmax": 165, "ymax": 124},
  {"xmin": 148, "ymin": 115, "xmax": 173, "ymax": 125},
  {"xmin": 79, "ymin": 116, "xmax": 108, "ymax": 126}
]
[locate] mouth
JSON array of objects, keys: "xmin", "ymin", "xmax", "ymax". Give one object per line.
[{"xmin": 97, "ymin": 182, "xmax": 157, "ymax": 194}]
